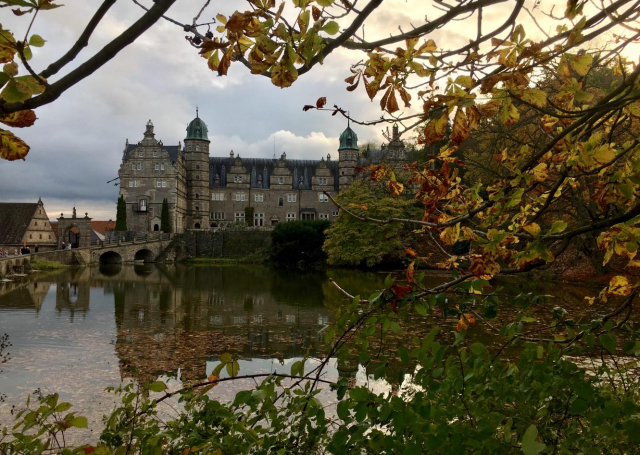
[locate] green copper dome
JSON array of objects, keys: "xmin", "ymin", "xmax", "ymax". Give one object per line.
[
  {"xmin": 185, "ymin": 115, "xmax": 209, "ymax": 141},
  {"xmin": 338, "ymin": 126, "xmax": 358, "ymax": 151}
]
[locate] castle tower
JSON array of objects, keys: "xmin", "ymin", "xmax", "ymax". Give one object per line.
[
  {"xmin": 184, "ymin": 109, "xmax": 211, "ymax": 229},
  {"xmin": 338, "ymin": 125, "xmax": 358, "ymax": 190}
]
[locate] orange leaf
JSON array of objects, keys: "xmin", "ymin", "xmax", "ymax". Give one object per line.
[
  {"xmin": 406, "ymin": 260, "xmax": 415, "ymax": 283},
  {"xmin": 405, "ymin": 248, "xmax": 418, "ymax": 258},
  {"xmin": 0, "ymin": 110, "xmax": 37, "ymax": 128},
  {"xmin": 388, "ymin": 179, "xmax": 404, "ymax": 196},
  {"xmin": 450, "ymin": 107, "xmax": 470, "ymax": 146},
  {"xmin": 316, "ymin": 97, "xmax": 327, "ymax": 108}
]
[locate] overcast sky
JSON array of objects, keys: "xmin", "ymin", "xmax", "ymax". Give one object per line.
[{"xmin": 0, "ymin": 0, "xmax": 629, "ymax": 220}]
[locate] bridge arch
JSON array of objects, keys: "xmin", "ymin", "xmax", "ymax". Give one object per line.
[
  {"xmin": 134, "ymin": 249, "xmax": 155, "ymax": 263},
  {"xmin": 100, "ymin": 251, "xmax": 122, "ymax": 264}
]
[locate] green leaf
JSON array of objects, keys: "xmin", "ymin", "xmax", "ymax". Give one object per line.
[
  {"xmin": 398, "ymin": 346, "xmax": 409, "ymax": 365},
  {"xmin": 1, "ymin": 79, "xmax": 31, "ymax": 103},
  {"xmin": 316, "ymin": 0, "xmax": 335, "ymax": 6},
  {"xmin": 322, "ymin": 21, "xmax": 339, "ymax": 35},
  {"xmin": 569, "ymin": 397, "xmax": 589, "ymax": 415},
  {"xmin": 220, "ymin": 352, "xmax": 233, "ymax": 364},
  {"xmin": 349, "ymin": 387, "xmax": 369, "ymax": 402},
  {"xmin": 389, "ymin": 321, "xmax": 402, "ymax": 334},
  {"xmin": 548, "ymin": 220, "xmax": 567, "ymax": 235},
  {"xmin": 69, "ymin": 416, "xmax": 88, "ymax": 429},
  {"xmin": 291, "ymin": 360, "xmax": 304, "ymax": 377},
  {"xmin": 521, "ymin": 424, "xmax": 546, "ymax": 455},
  {"xmin": 470, "ymin": 342, "xmax": 486, "ymax": 356},
  {"xmin": 148, "ymin": 381, "xmax": 167, "ymax": 392},
  {"xmin": 55, "ymin": 402, "xmax": 72, "ymax": 413},
  {"xmin": 28, "ymin": 34, "xmax": 45, "ymax": 47},
  {"xmin": 336, "ymin": 400, "xmax": 350, "ymax": 420},
  {"xmin": 226, "ymin": 360, "xmax": 240, "ymax": 377},
  {"xmin": 414, "ymin": 303, "xmax": 427, "ymax": 315},
  {"xmin": 599, "ymin": 334, "xmax": 616, "ymax": 353},
  {"xmin": 570, "ymin": 53, "xmax": 593, "ymax": 76}
]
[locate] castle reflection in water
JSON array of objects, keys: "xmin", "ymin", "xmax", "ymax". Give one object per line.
[{"xmin": 0, "ymin": 265, "xmax": 384, "ymax": 382}]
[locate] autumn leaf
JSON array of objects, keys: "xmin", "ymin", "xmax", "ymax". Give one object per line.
[
  {"xmin": 523, "ymin": 223, "xmax": 541, "ymax": 237},
  {"xmin": 391, "ymin": 283, "xmax": 412, "ymax": 298},
  {"xmin": 405, "ymin": 247, "xmax": 418, "ymax": 257},
  {"xmin": 570, "ymin": 53, "xmax": 593, "ymax": 76},
  {"xmin": 388, "ymin": 179, "xmax": 404, "ymax": 196},
  {"xmin": 406, "ymin": 260, "xmax": 415, "ymax": 283},
  {"xmin": 440, "ymin": 223, "xmax": 460, "ymax": 246},
  {"xmin": 0, "ymin": 110, "xmax": 36, "ymax": 128},
  {"xmin": 369, "ymin": 165, "xmax": 387, "ymax": 182},
  {"xmin": 271, "ymin": 55, "xmax": 298, "ymax": 88},
  {"xmin": 532, "ymin": 163, "xmax": 548, "ymax": 182},
  {"xmin": 0, "ymin": 128, "xmax": 30, "ymax": 161},
  {"xmin": 451, "ymin": 107, "xmax": 470, "ymax": 146},
  {"xmin": 469, "ymin": 255, "xmax": 500, "ymax": 278},
  {"xmin": 0, "ymin": 26, "xmax": 16, "ymax": 64},
  {"xmin": 207, "ymin": 374, "xmax": 219, "ymax": 383},
  {"xmin": 316, "ymin": 97, "xmax": 327, "ymax": 108},
  {"xmin": 521, "ymin": 89, "xmax": 547, "ymax": 107},
  {"xmin": 608, "ymin": 276, "xmax": 633, "ymax": 296}
]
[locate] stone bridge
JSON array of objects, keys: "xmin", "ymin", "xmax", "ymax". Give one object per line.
[
  {"xmin": 0, "ymin": 237, "xmax": 175, "ymax": 277},
  {"xmin": 89, "ymin": 237, "xmax": 175, "ymax": 265}
]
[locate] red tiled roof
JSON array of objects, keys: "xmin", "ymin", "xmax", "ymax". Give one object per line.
[{"xmin": 91, "ymin": 221, "xmax": 116, "ymax": 235}]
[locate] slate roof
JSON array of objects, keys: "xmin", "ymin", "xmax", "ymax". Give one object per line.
[
  {"xmin": 0, "ymin": 203, "xmax": 38, "ymax": 245},
  {"xmin": 124, "ymin": 144, "xmax": 180, "ymax": 163},
  {"xmin": 209, "ymin": 157, "xmax": 340, "ymax": 192}
]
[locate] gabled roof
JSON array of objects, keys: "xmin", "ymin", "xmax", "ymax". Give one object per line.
[
  {"xmin": 0, "ymin": 203, "xmax": 38, "ymax": 245},
  {"xmin": 124, "ymin": 144, "xmax": 180, "ymax": 163},
  {"xmin": 209, "ymin": 157, "xmax": 340, "ymax": 191},
  {"xmin": 91, "ymin": 221, "xmax": 116, "ymax": 235}
]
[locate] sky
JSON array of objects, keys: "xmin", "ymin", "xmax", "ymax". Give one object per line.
[{"xmin": 0, "ymin": 0, "xmax": 632, "ymax": 220}]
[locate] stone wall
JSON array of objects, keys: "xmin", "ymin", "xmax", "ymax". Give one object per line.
[{"xmin": 182, "ymin": 230, "xmax": 271, "ymax": 258}]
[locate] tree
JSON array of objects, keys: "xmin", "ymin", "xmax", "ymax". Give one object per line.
[
  {"xmin": 2, "ymin": 1, "xmax": 640, "ymax": 454},
  {"xmin": 160, "ymin": 198, "xmax": 171, "ymax": 233},
  {"xmin": 324, "ymin": 179, "xmax": 421, "ymax": 267},
  {"xmin": 114, "ymin": 195, "xmax": 126, "ymax": 231},
  {"xmin": 271, "ymin": 219, "xmax": 330, "ymax": 263}
]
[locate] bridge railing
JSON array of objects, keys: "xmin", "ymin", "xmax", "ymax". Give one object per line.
[{"xmin": 91, "ymin": 232, "xmax": 172, "ymax": 248}]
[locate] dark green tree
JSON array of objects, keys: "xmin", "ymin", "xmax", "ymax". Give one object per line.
[
  {"xmin": 115, "ymin": 195, "xmax": 127, "ymax": 231},
  {"xmin": 161, "ymin": 198, "xmax": 171, "ymax": 233}
]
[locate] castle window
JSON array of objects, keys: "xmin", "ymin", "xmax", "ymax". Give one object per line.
[
  {"xmin": 287, "ymin": 194, "xmax": 297, "ymax": 203},
  {"xmin": 278, "ymin": 198, "xmax": 284, "ymax": 206},
  {"xmin": 255, "ymin": 193, "xmax": 264, "ymax": 202},
  {"xmin": 196, "ymin": 206, "xmax": 200, "ymax": 212},
  {"xmin": 30, "ymin": 234, "xmax": 32, "ymax": 239},
  {"xmin": 347, "ymin": 138, "xmax": 352, "ymax": 147},
  {"xmin": 212, "ymin": 192, "xmax": 224, "ymax": 201},
  {"xmin": 196, "ymin": 193, "xmax": 199, "ymax": 199},
  {"xmin": 155, "ymin": 163, "xmax": 160, "ymax": 170},
  {"xmin": 131, "ymin": 163, "xmax": 136, "ymax": 170},
  {"xmin": 254, "ymin": 213, "xmax": 264, "ymax": 227},
  {"xmin": 138, "ymin": 199, "xmax": 147, "ymax": 212},
  {"xmin": 278, "ymin": 177, "xmax": 284, "ymax": 184},
  {"xmin": 139, "ymin": 151, "xmax": 144, "ymax": 157},
  {"xmin": 234, "ymin": 212, "xmax": 245, "ymax": 222},
  {"xmin": 319, "ymin": 213, "xmax": 329, "ymax": 220},
  {"xmin": 49, "ymin": 235, "xmax": 51, "ymax": 239},
  {"xmin": 39, "ymin": 234, "xmax": 42, "ymax": 239},
  {"xmin": 157, "ymin": 180, "xmax": 162, "ymax": 188},
  {"xmin": 194, "ymin": 223, "xmax": 200, "ymax": 229},
  {"xmin": 188, "ymin": 144, "xmax": 192, "ymax": 151},
  {"xmin": 318, "ymin": 193, "xmax": 329, "ymax": 203},
  {"xmin": 161, "ymin": 163, "xmax": 165, "ymax": 170},
  {"xmin": 233, "ymin": 175, "xmax": 243, "ymax": 184},
  {"xmin": 195, "ymin": 144, "xmax": 200, "ymax": 152},
  {"xmin": 319, "ymin": 177, "xmax": 328, "ymax": 185},
  {"xmin": 286, "ymin": 213, "xmax": 296, "ymax": 221},
  {"xmin": 235, "ymin": 192, "xmax": 246, "ymax": 202},
  {"xmin": 35, "ymin": 221, "xmax": 37, "ymax": 226},
  {"xmin": 137, "ymin": 162, "xmax": 142, "ymax": 170},
  {"xmin": 162, "ymin": 181, "xmax": 167, "ymax": 188},
  {"xmin": 196, "ymin": 175, "xmax": 200, "ymax": 180},
  {"xmin": 153, "ymin": 150, "xmax": 158, "ymax": 157},
  {"xmin": 332, "ymin": 211, "xmax": 339, "ymax": 217},
  {"xmin": 129, "ymin": 180, "xmax": 138, "ymax": 187},
  {"xmin": 196, "ymin": 164, "xmax": 200, "ymax": 170}
]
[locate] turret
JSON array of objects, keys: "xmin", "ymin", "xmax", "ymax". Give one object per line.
[
  {"xmin": 338, "ymin": 125, "xmax": 358, "ymax": 190},
  {"xmin": 184, "ymin": 108, "xmax": 211, "ymax": 229}
]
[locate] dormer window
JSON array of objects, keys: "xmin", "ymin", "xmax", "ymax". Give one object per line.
[
  {"xmin": 346, "ymin": 138, "xmax": 352, "ymax": 147},
  {"xmin": 278, "ymin": 177, "xmax": 284, "ymax": 184}
]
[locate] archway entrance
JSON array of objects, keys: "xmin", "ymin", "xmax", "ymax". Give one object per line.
[
  {"xmin": 99, "ymin": 251, "xmax": 122, "ymax": 264},
  {"xmin": 134, "ymin": 249, "xmax": 155, "ymax": 263},
  {"xmin": 194, "ymin": 223, "xmax": 201, "ymax": 229},
  {"xmin": 154, "ymin": 224, "xmax": 159, "ymax": 231},
  {"xmin": 57, "ymin": 209, "xmax": 92, "ymax": 249}
]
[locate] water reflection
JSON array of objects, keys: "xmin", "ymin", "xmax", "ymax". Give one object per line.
[{"xmin": 0, "ymin": 264, "xmax": 620, "ymax": 401}]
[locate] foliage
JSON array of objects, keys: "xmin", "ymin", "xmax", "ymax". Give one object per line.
[
  {"xmin": 270, "ymin": 219, "xmax": 330, "ymax": 264},
  {"xmin": 115, "ymin": 195, "xmax": 126, "ymax": 232},
  {"xmin": 324, "ymin": 179, "xmax": 420, "ymax": 267},
  {"xmin": 30, "ymin": 258, "xmax": 66, "ymax": 270},
  {"xmin": 244, "ymin": 206, "xmax": 255, "ymax": 226},
  {"xmin": 0, "ymin": 333, "xmax": 9, "ymax": 402},
  {"xmin": 160, "ymin": 198, "xmax": 171, "ymax": 233}
]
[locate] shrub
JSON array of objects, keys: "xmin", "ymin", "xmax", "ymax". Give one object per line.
[{"xmin": 270, "ymin": 220, "xmax": 331, "ymax": 264}]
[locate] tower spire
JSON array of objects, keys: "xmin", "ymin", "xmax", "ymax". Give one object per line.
[{"xmin": 196, "ymin": 105, "xmax": 199, "ymax": 118}]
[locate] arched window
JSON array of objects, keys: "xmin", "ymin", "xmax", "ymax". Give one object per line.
[
  {"xmin": 278, "ymin": 198, "xmax": 284, "ymax": 206},
  {"xmin": 194, "ymin": 223, "xmax": 200, "ymax": 229},
  {"xmin": 196, "ymin": 206, "xmax": 200, "ymax": 211},
  {"xmin": 154, "ymin": 224, "xmax": 159, "ymax": 231},
  {"xmin": 196, "ymin": 193, "xmax": 199, "ymax": 199}
]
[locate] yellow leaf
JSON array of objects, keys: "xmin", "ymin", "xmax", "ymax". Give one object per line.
[
  {"xmin": 415, "ymin": 39, "xmax": 436, "ymax": 55},
  {"xmin": 388, "ymin": 179, "xmax": 404, "ymax": 196},
  {"xmin": 521, "ymin": 89, "xmax": 547, "ymax": 107},
  {"xmin": 532, "ymin": 163, "xmax": 548, "ymax": 182},
  {"xmin": 0, "ymin": 128, "xmax": 30, "ymax": 161},
  {"xmin": 523, "ymin": 223, "xmax": 541, "ymax": 237},
  {"xmin": 570, "ymin": 53, "xmax": 593, "ymax": 77},
  {"xmin": 450, "ymin": 107, "xmax": 470, "ymax": 146},
  {"xmin": 608, "ymin": 275, "xmax": 633, "ymax": 296},
  {"xmin": 0, "ymin": 110, "xmax": 36, "ymax": 128},
  {"xmin": 440, "ymin": 223, "xmax": 460, "ymax": 246}
]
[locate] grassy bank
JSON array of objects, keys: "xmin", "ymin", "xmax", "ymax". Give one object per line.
[{"xmin": 30, "ymin": 258, "xmax": 67, "ymax": 270}]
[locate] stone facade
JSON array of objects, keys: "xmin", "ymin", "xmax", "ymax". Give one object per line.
[{"xmin": 118, "ymin": 115, "xmax": 407, "ymax": 232}]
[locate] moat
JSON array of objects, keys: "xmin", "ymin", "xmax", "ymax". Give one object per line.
[{"xmin": 0, "ymin": 264, "xmax": 618, "ymax": 427}]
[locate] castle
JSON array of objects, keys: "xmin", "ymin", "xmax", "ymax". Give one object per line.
[{"xmin": 118, "ymin": 113, "xmax": 408, "ymax": 233}]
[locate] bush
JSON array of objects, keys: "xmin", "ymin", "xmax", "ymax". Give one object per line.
[{"xmin": 270, "ymin": 220, "xmax": 331, "ymax": 264}]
